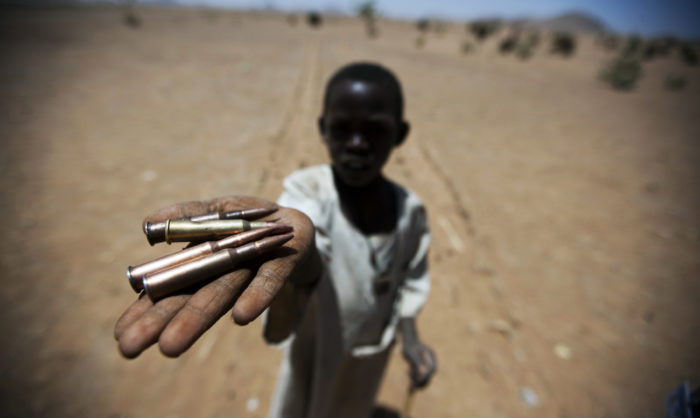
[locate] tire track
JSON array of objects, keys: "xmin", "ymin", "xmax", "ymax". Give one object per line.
[{"xmin": 256, "ymin": 41, "xmax": 322, "ymax": 198}]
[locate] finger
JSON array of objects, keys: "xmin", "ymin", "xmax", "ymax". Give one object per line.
[
  {"xmin": 422, "ymin": 346, "xmax": 437, "ymax": 374},
  {"xmin": 231, "ymin": 208, "xmax": 316, "ymax": 324},
  {"xmin": 205, "ymin": 196, "xmax": 276, "ymax": 214},
  {"xmin": 414, "ymin": 348, "xmax": 437, "ymax": 388},
  {"xmin": 231, "ymin": 256, "xmax": 290, "ymax": 325},
  {"xmin": 117, "ymin": 294, "xmax": 189, "ymax": 358},
  {"xmin": 158, "ymin": 267, "xmax": 255, "ymax": 357},
  {"xmin": 114, "ymin": 294, "xmax": 153, "ymax": 340}
]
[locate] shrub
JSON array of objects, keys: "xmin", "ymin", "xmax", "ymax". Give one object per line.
[
  {"xmin": 306, "ymin": 11, "xmax": 322, "ymax": 28},
  {"xmin": 499, "ymin": 35, "xmax": 518, "ymax": 54},
  {"xmin": 356, "ymin": 1, "xmax": 378, "ymax": 38},
  {"xmin": 287, "ymin": 14, "xmax": 298, "ymax": 26},
  {"xmin": 622, "ymin": 35, "xmax": 642, "ymax": 58},
  {"xmin": 599, "ymin": 56, "xmax": 643, "ymax": 91},
  {"xmin": 597, "ymin": 34, "xmax": 620, "ymax": 51},
  {"xmin": 551, "ymin": 32, "xmax": 576, "ymax": 56},
  {"xmin": 515, "ymin": 42, "xmax": 533, "ymax": 60},
  {"xmin": 679, "ymin": 43, "xmax": 698, "ymax": 66},
  {"xmin": 468, "ymin": 20, "xmax": 500, "ymax": 42},
  {"xmin": 433, "ymin": 21, "xmax": 448, "ymax": 36},
  {"xmin": 122, "ymin": 11, "xmax": 141, "ymax": 28},
  {"xmin": 120, "ymin": 0, "xmax": 141, "ymax": 28},
  {"xmin": 415, "ymin": 36, "xmax": 426, "ymax": 48},
  {"xmin": 525, "ymin": 31, "xmax": 540, "ymax": 48},
  {"xmin": 461, "ymin": 40, "xmax": 475, "ymax": 54},
  {"xmin": 665, "ymin": 75, "xmax": 688, "ymax": 91},
  {"xmin": 416, "ymin": 18, "xmax": 429, "ymax": 32}
]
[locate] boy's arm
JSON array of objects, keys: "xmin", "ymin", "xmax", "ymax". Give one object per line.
[
  {"xmin": 263, "ymin": 244, "xmax": 321, "ymax": 343},
  {"xmin": 397, "ymin": 203, "xmax": 435, "ymax": 388},
  {"xmin": 400, "ymin": 317, "xmax": 437, "ymax": 388},
  {"xmin": 113, "ymin": 195, "xmax": 320, "ymax": 358}
]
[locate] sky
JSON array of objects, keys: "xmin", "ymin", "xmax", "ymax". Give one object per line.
[{"xmin": 163, "ymin": 0, "xmax": 700, "ymax": 38}]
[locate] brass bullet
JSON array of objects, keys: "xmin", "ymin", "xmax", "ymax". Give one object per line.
[
  {"xmin": 143, "ymin": 233, "xmax": 294, "ymax": 301},
  {"xmin": 143, "ymin": 207, "xmax": 277, "ymax": 245},
  {"xmin": 127, "ymin": 224, "xmax": 293, "ymax": 292},
  {"xmin": 144, "ymin": 219, "xmax": 282, "ymax": 245}
]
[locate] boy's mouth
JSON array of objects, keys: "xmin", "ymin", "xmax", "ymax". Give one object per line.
[{"xmin": 342, "ymin": 159, "xmax": 371, "ymax": 171}]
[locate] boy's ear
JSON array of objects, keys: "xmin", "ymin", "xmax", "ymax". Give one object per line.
[
  {"xmin": 318, "ymin": 116, "xmax": 327, "ymax": 142},
  {"xmin": 395, "ymin": 121, "xmax": 410, "ymax": 147}
]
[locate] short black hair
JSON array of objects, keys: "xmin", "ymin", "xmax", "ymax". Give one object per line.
[{"xmin": 322, "ymin": 62, "xmax": 404, "ymax": 119}]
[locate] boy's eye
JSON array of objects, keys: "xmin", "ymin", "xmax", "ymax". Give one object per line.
[
  {"xmin": 329, "ymin": 121, "xmax": 352, "ymax": 139},
  {"xmin": 362, "ymin": 121, "xmax": 391, "ymax": 138}
]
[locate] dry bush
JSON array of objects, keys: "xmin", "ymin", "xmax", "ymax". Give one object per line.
[
  {"xmin": 499, "ymin": 35, "xmax": 518, "ymax": 54},
  {"xmin": 599, "ymin": 56, "xmax": 643, "ymax": 91},
  {"xmin": 525, "ymin": 31, "xmax": 540, "ymax": 48},
  {"xmin": 461, "ymin": 39, "xmax": 475, "ymax": 54},
  {"xmin": 679, "ymin": 43, "xmax": 698, "ymax": 66},
  {"xmin": 356, "ymin": 1, "xmax": 378, "ymax": 38},
  {"xmin": 665, "ymin": 75, "xmax": 688, "ymax": 91},
  {"xmin": 306, "ymin": 11, "xmax": 322, "ymax": 28},
  {"xmin": 468, "ymin": 20, "xmax": 500, "ymax": 42},
  {"xmin": 622, "ymin": 35, "xmax": 643, "ymax": 58},
  {"xmin": 120, "ymin": 0, "xmax": 141, "ymax": 29},
  {"xmin": 551, "ymin": 32, "xmax": 576, "ymax": 57},
  {"xmin": 597, "ymin": 34, "xmax": 620, "ymax": 51},
  {"xmin": 515, "ymin": 42, "xmax": 533, "ymax": 60},
  {"xmin": 416, "ymin": 18, "xmax": 429, "ymax": 32},
  {"xmin": 642, "ymin": 37, "xmax": 676, "ymax": 60}
]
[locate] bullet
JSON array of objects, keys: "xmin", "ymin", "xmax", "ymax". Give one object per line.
[
  {"xmin": 144, "ymin": 219, "xmax": 282, "ymax": 245},
  {"xmin": 127, "ymin": 224, "xmax": 293, "ymax": 292},
  {"xmin": 143, "ymin": 233, "xmax": 294, "ymax": 300},
  {"xmin": 189, "ymin": 207, "xmax": 277, "ymax": 222},
  {"xmin": 143, "ymin": 207, "xmax": 277, "ymax": 245}
]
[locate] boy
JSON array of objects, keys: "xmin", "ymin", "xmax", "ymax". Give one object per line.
[{"xmin": 114, "ymin": 62, "xmax": 435, "ymax": 417}]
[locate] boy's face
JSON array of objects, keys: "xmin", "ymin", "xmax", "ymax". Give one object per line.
[{"xmin": 320, "ymin": 79, "xmax": 408, "ymax": 188}]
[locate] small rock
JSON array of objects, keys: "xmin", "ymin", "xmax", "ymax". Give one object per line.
[
  {"xmin": 140, "ymin": 170, "xmax": 157, "ymax": 182},
  {"xmin": 246, "ymin": 397, "xmax": 259, "ymax": 412},
  {"xmin": 238, "ymin": 62, "xmax": 250, "ymax": 74},
  {"xmin": 643, "ymin": 182, "xmax": 660, "ymax": 194},
  {"xmin": 489, "ymin": 319, "xmax": 513, "ymax": 339},
  {"xmin": 643, "ymin": 311, "xmax": 655, "ymax": 324},
  {"xmin": 520, "ymin": 387, "xmax": 539, "ymax": 407},
  {"xmin": 553, "ymin": 343, "xmax": 571, "ymax": 360}
]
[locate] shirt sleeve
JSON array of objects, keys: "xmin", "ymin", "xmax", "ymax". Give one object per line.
[
  {"xmin": 276, "ymin": 170, "xmax": 323, "ymax": 225},
  {"xmin": 397, "ymin": 205, "xmax": 431, "ymax": 318}
]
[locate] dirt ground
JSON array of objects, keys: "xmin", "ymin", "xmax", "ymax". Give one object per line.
[{"xmin": 0, "ymin": 6, "xmax": 699, "ymax": 418}]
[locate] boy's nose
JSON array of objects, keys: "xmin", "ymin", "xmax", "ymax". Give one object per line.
[{"xmin": 347, "ymin": 133, "xmax": 370, "ymax": 151}]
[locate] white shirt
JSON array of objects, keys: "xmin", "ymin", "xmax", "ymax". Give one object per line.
[{"xmin": 267, "ymin": 164, "xmax": 431, "ymax": 418}]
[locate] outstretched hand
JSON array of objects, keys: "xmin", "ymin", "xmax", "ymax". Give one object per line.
[{"xmin": 114, "ymin": 196, "xmax": 320, "ymax": 359}]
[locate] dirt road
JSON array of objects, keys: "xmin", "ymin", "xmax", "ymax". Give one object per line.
[{"xmin": 0, "ymin": 6, "xmax": 698, "ymax": 417}]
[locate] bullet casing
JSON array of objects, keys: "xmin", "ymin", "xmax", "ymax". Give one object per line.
[
  {"xmin": 143, "ymin": 250, "xmax": 236, "ymax": 300},
  {"xmin": 164, "ymin": 220, "xmax": 273, "ymax": 243},
  {"xmin": 144, "ymin": 219, "xmax": 277, "ymax": 245},
  {"xmin": 143, "ymin": 207, "xmax": 277, "ymax": 246},
  {"xmin": 126, "ymin": 225, "xmax": 291, "ymax": 292},
  {"xmin": 143, "ymin": 233, "xmax": 293, "ymax": 300}
]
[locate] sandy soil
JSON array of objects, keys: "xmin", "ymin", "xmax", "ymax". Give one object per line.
[{"xmin": 0, "ymin": 6, "xmax": 699, "ymax": 418}]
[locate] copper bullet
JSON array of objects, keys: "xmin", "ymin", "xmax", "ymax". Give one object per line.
[
  {"xmin": 127, "ymin": 224, "xmax": 293, "ymax": 292},
  {"xmin": 143, "ymin": 233, "xmax": 294, "ymax": 300},
  {"xmin": 143, "ymin": 207, "xmax": 277, "ymax": 245},
  {"xmin": 144, "ymin": 219, "xmax": 282, "ymax": 245}
]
